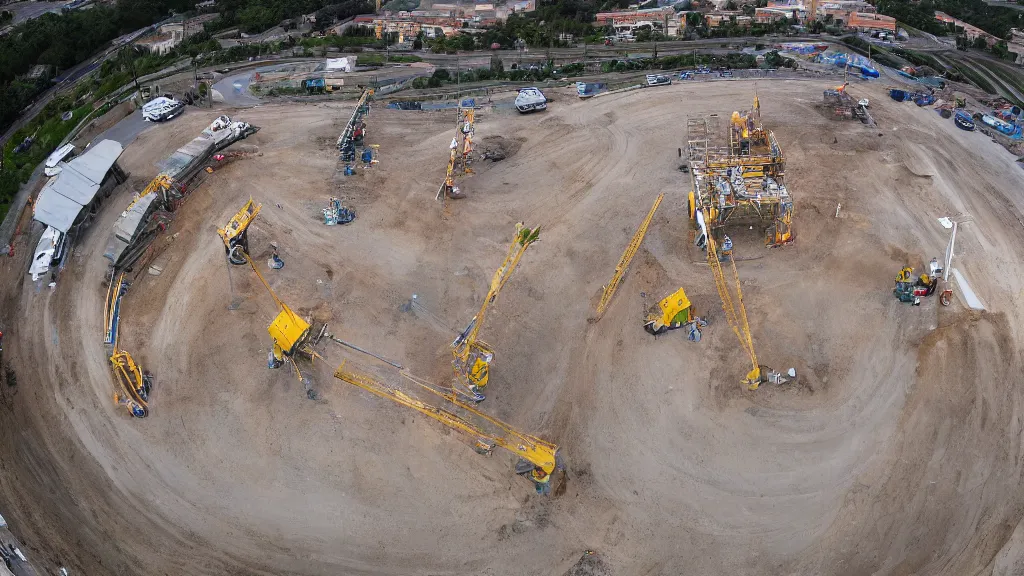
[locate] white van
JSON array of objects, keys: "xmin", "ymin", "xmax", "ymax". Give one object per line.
[{"xmin": 29, "ymin": 226, "xmax": 68, "ymax": 282}]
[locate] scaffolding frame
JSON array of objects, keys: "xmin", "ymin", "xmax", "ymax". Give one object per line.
[{"xmin": 686, "ymin": 97, "xmax": 793, "ymax": 247}]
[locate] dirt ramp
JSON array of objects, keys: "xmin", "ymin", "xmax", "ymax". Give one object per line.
[{"xmin": 789, "ymin": 311, "xmax": 1024, "ymax": 575}]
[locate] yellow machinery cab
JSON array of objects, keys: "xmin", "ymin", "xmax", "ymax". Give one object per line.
[
  {"xmin": 644, "ymin": 288, "xmax": 697, "ymax": 336},
  {"xmin": 268, "ymin": 305, "xmax": 311, "ymax": 360}
]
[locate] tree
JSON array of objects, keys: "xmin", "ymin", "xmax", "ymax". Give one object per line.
[
  {"xmin": 634, "ymin": 24, "xmax": 653, "ymax": 42},
  {"xmin": 992, "ymin": 40, "xmax": 1009, "ymax": 59},
  {"xmin": 973, "ymin": 35, "xmax": 989, "ymax": 49},
  {"xmin": 725, "ymin": 0, "xmax": 737, "ymax": 9}
]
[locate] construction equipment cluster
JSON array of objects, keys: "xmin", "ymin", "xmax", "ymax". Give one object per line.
[{"xmin": 108, "ymin": 92, "xmax": 957, "ymax": 497}]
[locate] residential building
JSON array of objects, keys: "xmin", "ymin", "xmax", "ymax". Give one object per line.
[
  {"xmin": 934, "ymin": 11, "xmax": 998, "ymax": 47},
  {"xmin": 754, "ymin": 7, "xmax": 791, "ymax": 23},
  {"xmin": 136, "ymin": 33, "xmax": 177, "ymax": 55},
  {"xmin": 705, "ymin": 11, "xmax": 752, "ymax": 28},
  {"xmin": 1007, "ymin": 28, "xmax": 1024, "ymax": 65},
  {"xmin": 847, "ymin": 12, "xmax": 895, "ymax": 33},
  {"xmin": 595, "ymin": 7, "xmax": 679, "ymax": 37},
  {"xmin": 135, "ymin": 14, "xmax": 217, "ymax": 55}
]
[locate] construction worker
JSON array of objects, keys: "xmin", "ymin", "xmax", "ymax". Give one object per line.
[
  {"xmin": 721, "ymin": 234, "xmax": 733, "ymax": 261},
  {"xmin": 531, "ymin": 467, "xmax": 552, "ymax": 496}
]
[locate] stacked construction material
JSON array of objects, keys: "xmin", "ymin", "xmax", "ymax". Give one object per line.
[
  {"xmin": 338, "ymin": 89, "xmax": 373, "ymax": 162},
  {"xmin": 103, "ymin": 115, "xmax": 259, "ymax": 269}
]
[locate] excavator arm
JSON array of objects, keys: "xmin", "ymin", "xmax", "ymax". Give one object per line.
[
  {"xmin": 595, "ymin": 193, "xmax": 663, "ymax": 318},
  {"xmin": 335, "ymin": 362, "xmax": 559, "ymax": 475},
  {"xmin": 219, "ymin": 201, "xmax": 311, "ymax": 375}
]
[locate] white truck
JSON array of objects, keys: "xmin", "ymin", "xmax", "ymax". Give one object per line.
[
  {"xmin": 514, "ymin": 87, "xmax": 547, "ymax": 113},
  {"xmin": 142, "ymin": 97, "xmax": 185, "ymax": 122}
]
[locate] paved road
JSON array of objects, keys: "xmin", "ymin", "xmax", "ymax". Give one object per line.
[
  {"xmin": 212, "ymin": 66, "xmax": 276, "ymax": 106},
  {"xmin": 983, "ymin": 0, "xmax": 1024, "ymax": 11},
  {"xmin": 87, "ymin": 109, "xmax": 154, "ymax": 148},
  {"xmin": 3, "ymin": 1, "xmax": 67, "ymax": 25},
  {"xmin": 0, "ymin": 46, "xmax": 118, "ymax": 146}
]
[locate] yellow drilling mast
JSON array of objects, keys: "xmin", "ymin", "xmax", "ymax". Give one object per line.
[
  {"xmin": 335, "ymin": 362, "xmax": 560, "ymax": 484},
  {"xmin": 104, "ymin": 271, "xmax": 152, "ymax": 418},
  {"xmin": 437, "ymin": 107, "xmax": 476, "ymax": 201},
  {"xmin": 595, "ymin": 192, "xmax": 664, "ymax": 318},
  {"xmin": 698, "ymin": 208, "xmax": 764, "ymax": 389},
  {"xmin": 687, "ymin": 96, "xmax": 791, "ymax": 390},
  {"xmin": 451, "ymin": 223, "xmax": 540, "ymax": 401}
]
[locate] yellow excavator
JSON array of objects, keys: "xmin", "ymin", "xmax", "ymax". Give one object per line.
[
  {"xmin": 643, "ymin": 288, "xmax": 707, "ymax": 341},
  {"xmin": 246, "ymin": 250, "xmax": 322, "ymax": 374},
  {"xmin": 451, "ymin": 223, "xmax": 540, "ymax": 402},
  {"xmin": 336, "ymin": 361, "xmax": 561, "ymax": 493}
]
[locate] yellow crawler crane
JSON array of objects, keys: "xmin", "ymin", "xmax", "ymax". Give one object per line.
[
  {"xmin": 451, "ymin": 223, "xmax": 540, "ymax": 402},
  {"xmin": 335, "ymin": 362, "xmax": 561, "ymax": 491},
  {"xmin": 242, "ymin": 250, "xmax": 320, "ymax": 377},
  {"xmin": 103, "ymin": 272, "xmax": 152, "ymax": 418},
  {"xmin": 595, "ymin": 193, "xmax": 664, "ymax": 318},
  {"xmin": 437, "ymin": 107, "xmax": 475, "ymax": 201},
  {"xmin": 218, "ymin": 199, "xmax": 321, "ymax": 379},
  {"xmin": 698, "ymin": 208, "xmax": 785, "ymax": 390}
]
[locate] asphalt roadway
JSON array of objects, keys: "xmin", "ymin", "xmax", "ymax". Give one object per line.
[{"xmin": 3, "ymin": 1, "xmax": 67, "ymax": 25}]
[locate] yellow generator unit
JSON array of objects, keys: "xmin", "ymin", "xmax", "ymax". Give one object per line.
[{"xmin": 644, "ymin": 288, "xmax": 706, "ymax": 341}]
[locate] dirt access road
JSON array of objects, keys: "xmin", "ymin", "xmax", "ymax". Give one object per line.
[{"xmin": 1, "ymin": 81, "xmax": 1024, "ymax": 575}]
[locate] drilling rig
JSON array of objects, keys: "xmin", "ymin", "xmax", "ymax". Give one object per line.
[{"xmin": 451, "ymin": 223, "xmax": 540, "ymax": 402}]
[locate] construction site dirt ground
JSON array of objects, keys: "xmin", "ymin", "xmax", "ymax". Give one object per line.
[{"xmin": 2, "ymin": 79, "xmax": 1024, "ymax": 576}]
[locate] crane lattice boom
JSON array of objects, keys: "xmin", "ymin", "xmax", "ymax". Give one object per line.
[
  {"xmin": 595, "ymin": 193, "xmax": 664, "ymax": 317},
  {"xmin": 334, "ymin": 362, "xmax": 559, "ymax": 474},
  {"xmin": 702, "ymin": 208, "xmax": 762, "ymax": 388}
]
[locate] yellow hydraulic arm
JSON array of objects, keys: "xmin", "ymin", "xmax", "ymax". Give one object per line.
[
  {"xmin": 335, "ymin": 362, "xmax": 559, "ymax": 475},
  {"xmin": 595, "ymin": 193, "xmax": 664, "ymax": 318},
  {"xmin": 436, "ymin": 107, "xmax": 476, "ymax": 201},
  {"xmin": 104, "ymin": 271, "xmax": 151, "ymax": 418},
  {"xmin": 217, "ymin": 196, "xmax": 262, "ymax": 262},
  {"xmin": 702, "ymin": 208, "xmax": 763, "ymax": 389},
  {"xmin": 451, "ymin": 223, "xmax": 540, "ymax": 398}
]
